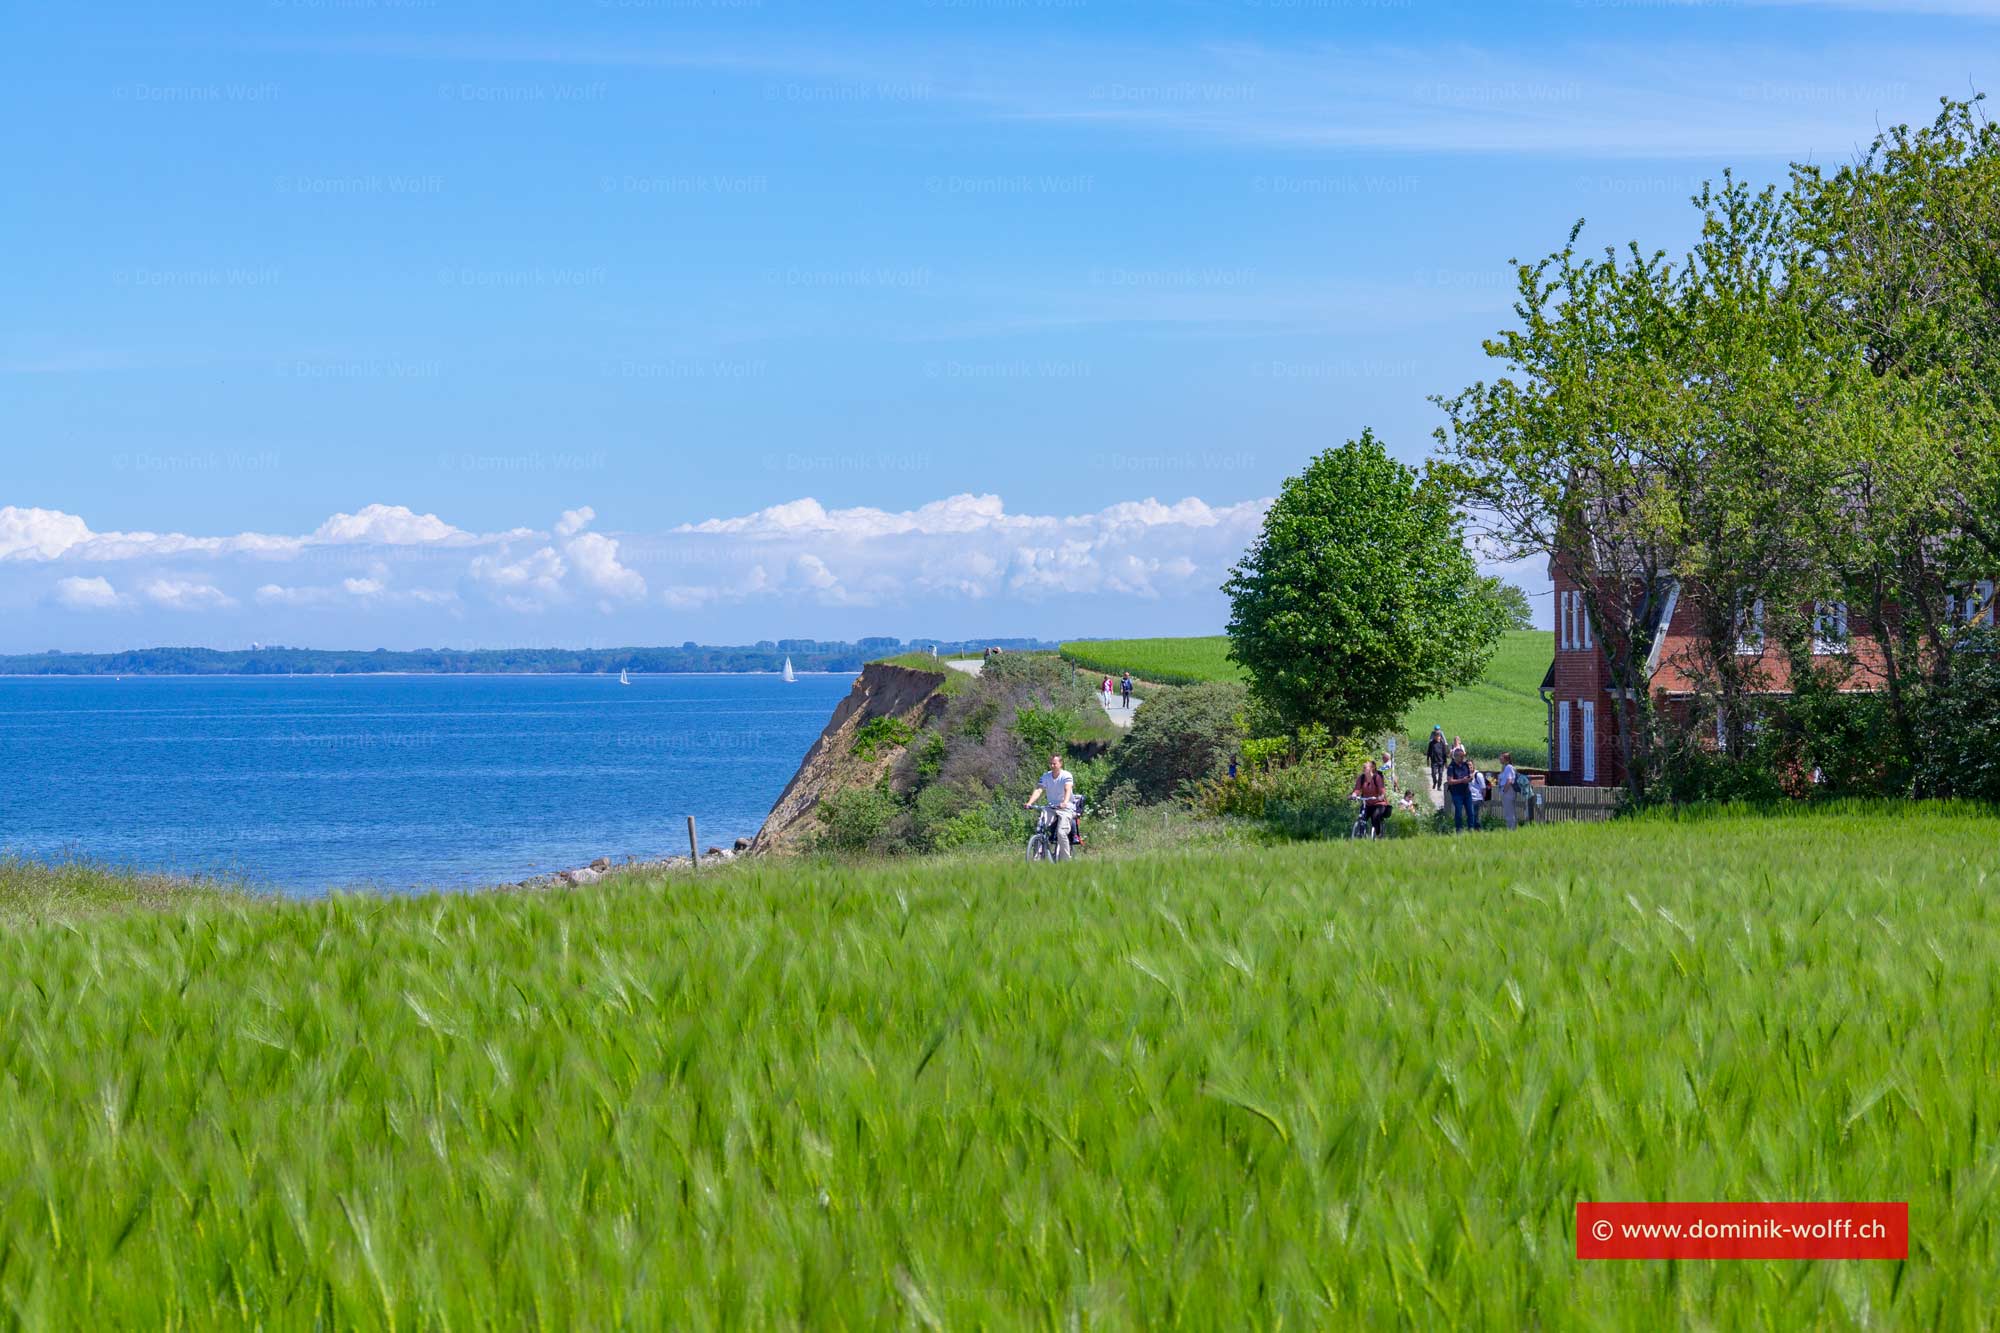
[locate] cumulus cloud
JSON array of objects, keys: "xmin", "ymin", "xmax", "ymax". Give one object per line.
[
  {"xmin": 554, "ymin": 506, "xmax": 595, "ymax": 538},
  {"xmin": 54, "ymin": 575, "xmax": 122, "ymax": 609},
  {"xmin": 0, "ymin": 501, "xmax": 509, "ymax": 564},
  {"xmin": 469, "ymin": 545, "xmax": 567, "ymax": 612},
  {"xmin": 311, "ymin": 504, "xmax": 468, "ymax": 546},
  {"xmin": 563, "ymin": 531, "xmax": 646, "ymax": 602},
  {"xmin": 2, "ymin": 508, "xmax": 94, "ymax": 561},
  {"xmin": 143, "ymin": 578, "xmax": 236, "ymax": 611},
  {"xmin": 647, "ymin": 491, "xmax": 1270, "ymax": 610}
]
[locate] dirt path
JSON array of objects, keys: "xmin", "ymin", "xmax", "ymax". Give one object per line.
[{"xmin": 945, "ymin": 658, "xmax": 1143, "ymax": 729}]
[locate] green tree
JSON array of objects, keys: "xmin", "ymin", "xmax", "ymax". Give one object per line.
[
  {"xmin": 1224, "ymin": 432, "xmax": 1505, "ymax": 737},
  {"xmin": 1470, "ymin": 576, "xmax": 1534, "ymax": 631}
]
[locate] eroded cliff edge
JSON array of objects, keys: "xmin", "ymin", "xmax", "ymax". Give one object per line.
[{"xmin": 750, "ymin": 662, "xmax": 949, "ymax": 853}]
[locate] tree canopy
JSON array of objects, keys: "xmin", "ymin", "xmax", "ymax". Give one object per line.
[{"xmin": 1224, "ymin": 431, "xmax": 1505, "ymax": 737}]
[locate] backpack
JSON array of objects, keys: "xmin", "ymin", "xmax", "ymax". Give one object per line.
[{"xmin": 1513, "ymin": 770, "xmax": 1532, "ymax": 796}]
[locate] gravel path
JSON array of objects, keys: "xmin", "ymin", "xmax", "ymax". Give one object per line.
[{"xmin": 944, "ymin": 658, "xmax": 1143, "ymax": 729}]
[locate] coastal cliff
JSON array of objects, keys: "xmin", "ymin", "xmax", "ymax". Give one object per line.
[{"xmin": 751, "ymin": 662, "xmax": 950, "ymax": 853}]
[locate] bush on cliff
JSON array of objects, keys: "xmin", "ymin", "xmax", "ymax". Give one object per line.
[
  {"xmin": 1107, "ymin": 681, "xmax": 1249, "ymax": 803},
  {"xmin": 814, "ymin": 782, "xmax": 901, "ymax": 853}
]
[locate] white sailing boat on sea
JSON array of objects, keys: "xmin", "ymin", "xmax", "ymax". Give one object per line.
[
  {"xmin": 782, "ymin": 657, "xmax": 796, "ymax": 683},
  {"xmin": 619, "ymin": 668, "xmax": 631, "ymax": 686}
]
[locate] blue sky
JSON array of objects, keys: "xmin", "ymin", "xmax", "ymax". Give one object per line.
[{"xmin": 3, "ymin": 0, "xmax": 1992, "ymax": 651}]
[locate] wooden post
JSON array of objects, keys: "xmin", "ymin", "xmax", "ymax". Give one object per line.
[{"xmin": 687, "ymin": 814, "xmax": 699, "ymax": 868}]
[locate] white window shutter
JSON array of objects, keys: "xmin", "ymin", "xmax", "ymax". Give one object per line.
[{"xmin": 1580, "ymin": 701, "xmax": 1596, "ymax": 782}]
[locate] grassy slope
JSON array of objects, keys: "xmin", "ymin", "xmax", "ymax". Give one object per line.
[
  {"xmin": 1401, "ymin": 629, "xmax": 1552, "ymax": 767},
  {"xmin": 3, "ymin": 807, "xmax": 1998, "ymax": 1327},
  {"xmin": 1061, "ymin": 632, "xmax": 1553, "ymax": 765}
]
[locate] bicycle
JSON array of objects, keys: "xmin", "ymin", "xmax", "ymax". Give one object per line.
[
  {"xmin": 1348, "ymin": 796, "xmax": 1378, "ymax": 840},
  {"xmin": 1026, "ymin": 808, "xmax": 1073, "ymax": 862}
]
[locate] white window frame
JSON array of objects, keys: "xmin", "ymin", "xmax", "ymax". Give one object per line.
[
  {"xmin": 1559, "ymin": 591, "xmax": 1571, "ymax": 650},
  {"xmin": 1580, "ymin": 700, "xmax": 1596, "ymax": 783},
  {"xmin": 1812, "ymin": 600, "xmax": 1848, "ymax": 655},
  {"xmin": 1557, "ymin": 700, "xmax": 1572, "ymax": 771},
  {"xmin": 1734, "ymin": 594, "xmax": 1765, "ymax": 655},
  {"xmin": 1578, "ymin": 594, "xmax": 1591, "ymax": 650}
]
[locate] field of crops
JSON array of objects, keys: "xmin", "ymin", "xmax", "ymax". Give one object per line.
[
  {"xmin": 3, "ymin": 805, "xmax": 1997, "ymax": 1327},
  {"xmin": 1059, "ymin": 636, "xmax": 1244, "ymax": 686}
]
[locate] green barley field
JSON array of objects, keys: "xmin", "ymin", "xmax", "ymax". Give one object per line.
[
  {"xmin": 1059, "ymin": 636, "xmax": 1245, "ymax": 686},
  {"xmin": 3, "ymin": 805, "xmax": 1997, "ymax": 1327}
]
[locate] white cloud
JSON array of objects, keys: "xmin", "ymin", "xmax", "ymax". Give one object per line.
[
  {"xmin": 6, "ymin": 494, "xmax": 1271, "ymax": 623},
  {"xmin": 0, "ymin": 501, "xmax": 514, "ymax": 565},
  {"xmin": 144, "ymin": 578, "xmax": 236, "ymax": 611},
  {"xmin": 312, "ymin": 504, "xmax": 467, "ymax": 546},
  {"xmin": 256, "ymin": 583, "xmax": 327, "ymax": 607},
  {"xmin": 53, "ymin": 575, "xmax": 121, "ymax": 609},
  {"xmin": 470, "ymin": 545, "xmax": 567, "ymax": 612},
  {"xmin": 1, "ymin": 507, "xmax": 94, "ymax": 561},
  {"xmin": 654, "ymin": 491, "xmax": 1270, "ymax": 609},
  {"xmin": 563, "ymin": 531, "xmax": 646, "ymax": 602}
]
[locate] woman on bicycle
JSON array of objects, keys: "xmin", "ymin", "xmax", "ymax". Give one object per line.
[{"xmin": 1351, "ymin": 758, "xmax": 1390, "ymax": 838}]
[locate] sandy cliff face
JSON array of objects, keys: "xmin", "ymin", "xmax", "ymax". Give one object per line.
[{"xmin": 750, "ymin": 662, "xmax": 948, "ymax": 853}]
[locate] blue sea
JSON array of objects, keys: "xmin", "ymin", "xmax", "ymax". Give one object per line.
[{"xmin": 0, "ymin": 673, "xmax": 854, "ymax": 893}]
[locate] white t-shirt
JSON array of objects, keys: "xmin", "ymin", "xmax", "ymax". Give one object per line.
[
  {"xmin": 1038, "ymin": 768, "xmax": 1074, "ymax": 811},
  {"xmin": 1471, "ymin": 770, "xmax": 1488, "ymax": 800}
]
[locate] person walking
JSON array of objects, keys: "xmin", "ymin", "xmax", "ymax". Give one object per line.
[
  {"xmin": 1120, "ymin": 672, "xmax": 1133, "ymax": 709},
  {"xmin": 1445, "ymin": 747, "xmax": 1478, "ymax": 832},
  {"xmin": 1498, "ymin": 751, "xmax": 1520, "ymax": 830},
  {"xmin": 1101, "ymin": 675, "xmax": 1113, "ymax": 706},
  {"xmin": 1426, "ymin": 727, "xmax": 1448, "ymax": 791}
]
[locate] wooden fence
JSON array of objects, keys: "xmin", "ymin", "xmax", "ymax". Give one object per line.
[{"xmin": 1533, "ymin": 783, "xmax": 1622, "ymax": 824}]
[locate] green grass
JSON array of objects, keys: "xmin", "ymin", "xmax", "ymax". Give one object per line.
[
  {"xmin": 1062, "ymin": 631, "xmax": 1553, "ymax": 765},
  {"xmin": 1059, "ymin": 636, "xmax": 1244, "ymax": 686},
  {"xmin": 1402, "ymin": 629, "xmax": 1553, "ymax": 767},
  {"xmin": 3, "ymin": 805, "xmax": 1998, "ymax": 1326}
]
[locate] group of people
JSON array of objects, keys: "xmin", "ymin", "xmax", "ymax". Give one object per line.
[
  {"xmin": 1425, "ymin": 725, "xmax": 1528, "ymax": 832},
  {"xmin": 1099, "ymin": 673, "xmax": 1135, "ymax": 709},
  {"xmin": 1349, "ymin": 726, "xmax": 1532, "ymax": 836}
]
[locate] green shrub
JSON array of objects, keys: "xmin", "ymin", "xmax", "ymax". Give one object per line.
[
  {"xmin": 913, "ymin": 730, "xmax": 947, "ymax": 781},
  {"xmin": 1108, "ymin": 681, "xmax": 1249, "ymax": 803},
  {"xmin": 851, "ymin": 716, "xmax": 916, "ymax": 762},
  {"xmin": 1015, "ymin": 704, "xmax": 1080, "ymax": 762},
  {"xmin": 1197, "ymin": 727, "xmax": 1384, "ymax": 839},
  {"xmin": 813, "ymin": 783, "xmax": 902, "ymax": 853}
]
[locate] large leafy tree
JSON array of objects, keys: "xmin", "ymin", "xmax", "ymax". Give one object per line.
[{"xmin": 1224, "ymin": 432, "xmax": 1504, "ymax": 737}]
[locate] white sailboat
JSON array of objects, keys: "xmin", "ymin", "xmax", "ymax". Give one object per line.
[
  {"xmin": 782, "ymin": 657, "xmax": 796, "ymax": 683},
  {"xmin": 619, "ymin": 668, "xmax": 631, "ymax": 686}
]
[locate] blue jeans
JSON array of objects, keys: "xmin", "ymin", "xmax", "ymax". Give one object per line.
[{"xmin": 1450, "ymin": 785, "xmax": 1478, "ymax": 831}]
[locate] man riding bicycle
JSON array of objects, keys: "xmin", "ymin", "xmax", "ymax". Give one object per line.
[{"xmin": 1024, "ymin": 752, "xmax": 1075, "ymax": 846}]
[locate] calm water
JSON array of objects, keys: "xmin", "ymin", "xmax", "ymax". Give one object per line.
[{"xmin": 0, "ymin": 673, "xmax": 854, "ymax": 892}]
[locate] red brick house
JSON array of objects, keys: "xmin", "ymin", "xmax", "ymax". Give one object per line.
[{"xmin": 1541, "ymin": 563, "xmax": 1996, "ymax": 788}]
